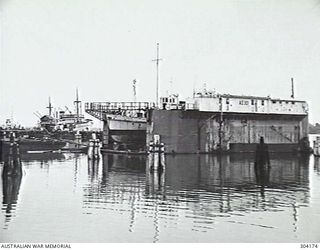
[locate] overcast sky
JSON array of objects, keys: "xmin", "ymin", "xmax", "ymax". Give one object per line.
[{"xmin": 1, "ymin": 0, "xmax": 320, "ymax": 127}]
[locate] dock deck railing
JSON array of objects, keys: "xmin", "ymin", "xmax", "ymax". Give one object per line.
[{"xmin": 85, "ymin": 102, "xmax": 156, "ymax": 121}]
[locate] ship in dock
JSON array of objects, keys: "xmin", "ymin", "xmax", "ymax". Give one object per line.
[{"xmin": 85, "ymin": 101, "xmax": 154, "ymax": 147}]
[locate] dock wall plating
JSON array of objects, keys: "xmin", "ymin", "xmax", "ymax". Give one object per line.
[{"xmin": 147, "ymin": 110, "xmax": 309, "ymax": 154}]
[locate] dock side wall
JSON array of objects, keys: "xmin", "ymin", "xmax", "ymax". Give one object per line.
[
  {"xmin": 147, "ymin": 110, "xmax": 200, "ymax": 153},
  {"xmin": 102, "ymin": 120, "xmax": 109, "ymax": 146},
  {"xmin": 147, "ymin": 110, "xmax": 309, "ymax": 153}
]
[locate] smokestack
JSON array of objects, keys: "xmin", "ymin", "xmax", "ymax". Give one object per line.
[{"xmin": 291, "ymin": 77, "xmax": 295, "ymax": 99}]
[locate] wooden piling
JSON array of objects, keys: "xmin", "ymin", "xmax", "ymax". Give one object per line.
[
  {"xmin": 148, "ymin": 134, "xmax": 165, "ymax": 171},
  {"xmin": 313, "ymin": 136, "xmax": 320, "ymax": 156},
  {"xmin": 2, "ymin": 132, "xmax": 22, "ymax": 177},
  {"xmin": 75, "ymin": 131, "xmax": 82, "ymax": 148},
  {"xmin": 88, "ymin": 133, "xmax": 100, "ymax": 160}
]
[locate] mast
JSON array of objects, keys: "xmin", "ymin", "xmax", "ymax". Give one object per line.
[
  {"xmin": 152, "ymin": 43, "xmax": 162, "ymax": 108},
  {"xmin": 291, "ymin": 77, "xmax": 295, "ymax": 99},
  {"xmin": 47, "ymin": 97, "xmax": 53, "ymax": 117},
  {"xmin": 74, "ymin": 88, "xmax": 81, "ymax": 123},
  {"xmin": 133, "ymin": 79, "xmax": 137, "ymax": 102},
  {"xmin": 219, "ymin": 95, "xmax": 223, "ymax": 151}
]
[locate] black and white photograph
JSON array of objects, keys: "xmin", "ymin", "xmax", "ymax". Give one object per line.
[{"xmin": 0, "ymin": 0, "xmax": 320, "ymax": 246}]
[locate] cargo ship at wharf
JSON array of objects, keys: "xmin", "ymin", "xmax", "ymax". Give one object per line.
[
  {"xmin": 0, "ymin": 90, "xmax": 102, "ymax": 156},
  {"xmin": 37, "ymin": 89, "xmax": 94, "ymax": 134},
  {"xmin": 85, "ymin": 87, "xmax": 310, "ymax": 154}
]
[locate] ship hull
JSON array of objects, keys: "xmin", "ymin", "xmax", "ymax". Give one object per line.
[
  {"xmin": 109, "ymin": 130, "xmax": 146, "ymax": 145},
  {"xmin": 107, "ymin": 116, "xmax": 147, "ymax": 131},
  {"xmin": 1, "ymin": 139, "xmax": 66, "ymax": 154},
  {"xmin": 104, "ymin": 115, "xmax": 147, "ymax": 147}
]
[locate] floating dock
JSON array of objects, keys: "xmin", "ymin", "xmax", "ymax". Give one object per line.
[
  {"xmin": 85, "ymin": 90, "xmax": 310, "ymax": 154},
  {"xmin": 147, "ymin": 109, "xmax": 309, "ymax": 154}
]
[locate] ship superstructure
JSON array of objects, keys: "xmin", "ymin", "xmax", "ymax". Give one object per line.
[
  {"xmin": 192, "ymin": 90, "xmax": 308, "ymax": 115},
  {"xmin": 159, "ymin": 90, "xmax": 308, "ymax": 116},
  {"xmin": 39, "ymin": 90, "xmax": 93, "ymax": 132}
]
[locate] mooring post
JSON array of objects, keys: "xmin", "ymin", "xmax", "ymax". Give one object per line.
[
  {"xmin": 88, "ymin": 133, "xmax": 96, "ymax": 160},
  {"xmin": 0, "ymin": 133, "xmax": 3, "ymax": 162},
  {"xmin": 254, "ymin": 137, "xmax": 270, "ymax": 170},
  {"xmin": 153, "ymin": 135, "xmax": 160, "ymax": 170},
  {"xmin": 75, "ymin": 131, "xmax": 82, "ymax": 148},
  {"xmin": 160, "ymin": 142, "xmax": 165, "ymax": 170},
  {"xmin": 148, "ymin": 134, "xmax": 165, "ymax": 171},
  {"xmin": 2, "ymin": 132, "xmax": 22, "ymax": 177},
  {"xmin": 148, "ymin": 141, "xmax": 154, "ymax": 169},
  {"xmin": 88, "ymin": 140, "xmax": 94, "ymax": 159},
  {"xmin": 102, "ymin": 120, "xmax": 109, "ymax": 148},
  {"xmin": 88, "ymin": 133, "xmax": 100, "ymax": 160},
  {"xmin": 314, "ymin": 136, "xmax": 320, "ymax": 156},
  {"xmin": 9, "ymin": 132, "xmax": 15, "ymax": 156},
  {"xmin": 9, "ymin": 132, "xmax": 20, "ymax": 157},
  {"xmin": 94, "ymin": 138, "xmax": 100, "ymax": 159},
  {"xmin": 254, "ymin": 137, "xmax": 271, "ymax": 195}
]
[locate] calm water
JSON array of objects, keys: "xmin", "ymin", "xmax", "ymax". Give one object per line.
[{"xmin": 0, "ymin": 152, "xmax": 320, "ymax": 243}]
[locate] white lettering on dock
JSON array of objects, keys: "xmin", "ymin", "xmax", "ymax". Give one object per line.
[{"xmin": 239, "ymin": 100, "xmax": 249, "ymax": 105}]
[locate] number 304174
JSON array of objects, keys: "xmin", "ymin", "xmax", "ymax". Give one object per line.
[{"xmin": 301, "ymin": 244, "xmax": 318, "ymax": 248}]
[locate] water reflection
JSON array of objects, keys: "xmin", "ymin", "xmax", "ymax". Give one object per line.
[
  {"xmin": 88, "ymin": 159, "xmax": 100, "ymax": 182},
  {"xmin": 81, "ymin": 152, "xmax": 311, "ymax": 240},
  {"xmin": 0, "ymin": 152, "xmax": 67, "ymax": 230},
  {"xmin": 0, "ymin": 151, "xmax": 316, "ymax": 242},
  {"xmin": 21, "ymin": 152, "xmax": 65, "ymax": 164},
  {"xmin": 146, "ymin": 170, "xmax": 165, "ymax": 195},
  {"xmin": 314, "ymin": 157, "xmax": 320, "ymax": 175},
  {"xmin": 1, "ymin": 156, "xmax": 23, "ymax": 229}
]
